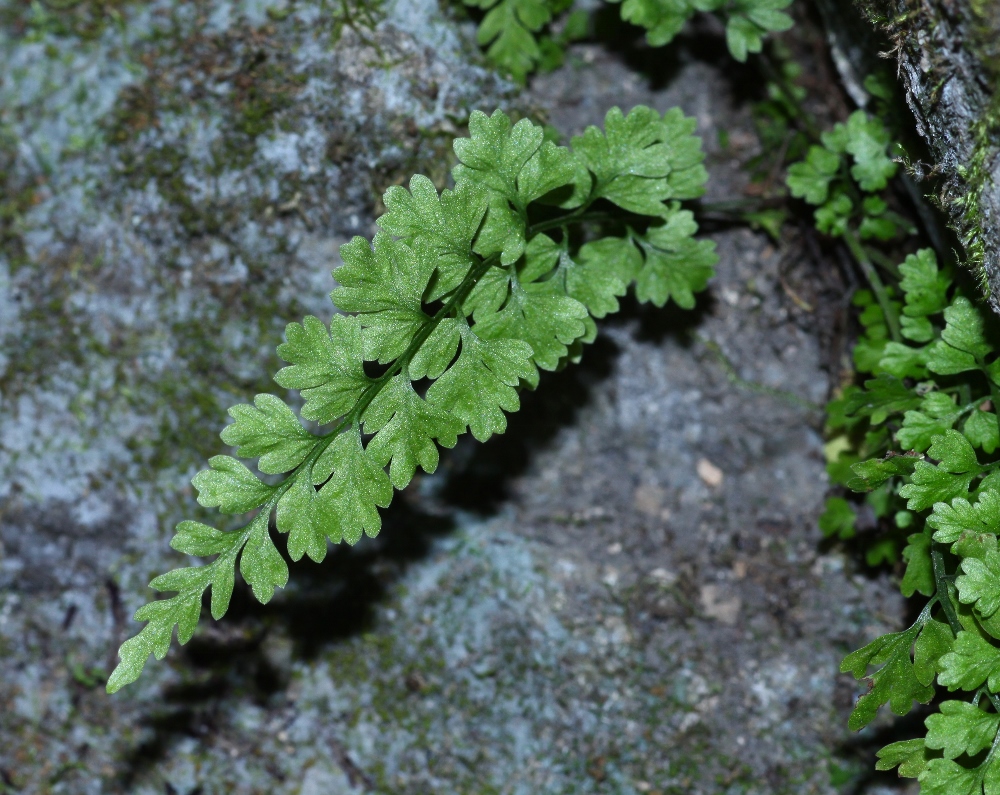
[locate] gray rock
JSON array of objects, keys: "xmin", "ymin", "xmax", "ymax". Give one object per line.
[{"xmin": 0, "ymin": 2, "xmax": 908, "ymax": 793}]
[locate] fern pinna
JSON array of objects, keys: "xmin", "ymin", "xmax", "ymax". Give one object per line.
[{"xmin": 106, "ymin": 105, "xmax": 716, "ymax": 692}]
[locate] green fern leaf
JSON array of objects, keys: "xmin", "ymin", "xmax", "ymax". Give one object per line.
[
  {"xmin": 900, "ymin": 463, "xmax": 978, "ymax": 513},
  {"xmin": 875, "ymin": 738, "xmax": 930, "ymax": 778},
  {"xmin": 957, "ymin": 545, "xmax": 1000, "ymax": 620},
  {"xmin": 846, "ymin": 451, "xmax": 921, "ymax": 492},
  {"xmin": 786, "ymin": 145, "xmax": 840, "ymax": 205},
  {"xmin": 453, "ymin": 110, "xmax": 584, "ymax": 264},
  {"xmin": 274, "ymin": 315, "xmax": 373, "ymax": 423},
  {"xmin": 220, "ymin": 394, "xmax": 315, "ymax": 475},
  {"xmin": 106, "ymin": 594, "xmax": 202, "ymax": 693},
  {"xmin": 914, "ymin": 617, "xmax": 954, "ymax": 686},
  {"xmin": 363, "ymin": 374, "xmax": 464, "ymax": 489},
  {"xmin": 426, "ymin": 325, "xmax": 535, "ymax": 441},
  {"xmin": 930, "ymin": 497, "xmax": 1000, "ymax": 545},
  {"xmin": 609, "ymin": 0, "xmax": 791, "ymax": 61},
  {"xmin": 814, "ymin": 193, "xmax": 852, "ymax": 236},
  {"xmin": 453, "ymin": 109, "xmax": 581, "ymax": 208},
  {"xmin": 899, "ymin": 248, "xmax": 949, "ymax": 318},
  {"xmin": 899, "ymin": 431, "xmax": 983, "ymax": 511},
  {"xmin": 843, "ymin": 372, "xmax": 921, "ymax": 424},
  {"xmin": 841, "ymin": 111, "xmax": 897, "ymax": 192},
  {"xmin": 633, "ymin": 205, "xmax": 718, "ymax": 308},
  {"xmin": 879, "ymin": 338, "xmax": 931, "ymax": 378},
  {"xmin": 919, "ymin": 759, "xmax": 985, "ymax": 795},
  {"xmin": 192, "ymin": 455, "xmax": 277, "ymax": 514},
  {"xmin": 927, "ymin": 297, "xmax": 997, "ymax": 377},
  {"xmin": 333, "ymin": 233, "xmax": 435, "ymax": 363},
  {"xmin": 312, "ymin": 426, "xmax": 393, "ymax": 545},
  {"xmin": 964, "ymin": 408, "xmax": 1000, "ymax": 453},
  {"xmin": 572, "ymin": 106, "xmax": 707, "ymax": 216},
  {"xmin": 571, "ymin": 236, "xmax": 640, "ymax": 317},
  {"xmin": 239, "ymin": 509, "xmax": 290, "ymax": 602},
  {"xmin": 107, "ymin": 512, "xmax": 266, "ymax": 692},
  {"xmin": 608, "ymin": 0, "xmax": 698, "ymax": 47},
  {"xmin": 473, "ymin": 278, "xmax": 589, "ymax": 372},
  {"xmin": 725, "ymin": 0, "xmax": 793, "ymax": 62},
  {"xmin": 900, "ymin": 531, "xmax": 934, "ymax": 598},
  {"xmin": 170, "ymin": 520, "xmax": 239, "ymax": 557},
  {"xmin": 465, "ymin": 0, "xmax": 555, "ymax": 83},
  {"xmin": 938, "ymin": 628, "xmax": 1000, "ymax": 692},
  {"xmin": 896, "ymin": 392, "xmax": 959, "ymax": 453},
  {"xmin": 409, "ymin": 318, "xmax": 463, "ymax": 380},
  {"xmin": 275, "ymin": 463, "xmax": 330, "ymax": 563},
  {"xmin": 378, "ymin": 176, "xmax": 487, "ymax": 298},
  {"xmin": 841, "ymin": 622, "xmax": 935, "ymax": 730},
  {"xmin": 818, "ymin": 496, "xmax": 856, "ymax": 539},
  {"xmin": 930, "ymin": 492, "xmax": 1000, "ymax": 544}
]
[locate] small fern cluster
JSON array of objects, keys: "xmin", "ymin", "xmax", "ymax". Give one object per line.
[
  {"xmin": 610, "ymin": 0, "xmax": 794, "ymax": 60},
  {"xmin": 462, "ymin": 0, "xmax": 589, "ymax": 83},
  {"xmin": 787, "ymin": 105, "xmax": 1000, "ymax": 790},
  {"xmin": 829, "ymin": 251, "xmax": 1000, "ymax": 792},
  {"xmin": 786, "ymin": 109, "xmax": 907, "ymax": 241},
  {"xmin": 461, "ymin": 0, "xmax": 793, "ymax": 82},
  {"xmin": 107, "ymin": 105, "xmax": 716, "ymax": 692}
]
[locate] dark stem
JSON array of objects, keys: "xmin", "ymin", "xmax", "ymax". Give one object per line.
[
  {"xmin": 345, "ymin": 251, "xmax": 501, "ymax": 426},
  {"xmin": 864, "ymin": 245, "xmax": 902, "ymax": 280},
  {"xmin": 526, "ymin": 210, "xmax": 614, "ymax": 236},
  {"xmin": 989, "ymin": 378, "xmax": 1000, "ymax": 440},
  {"xmin": 932, "ymin": 546, "xmax": 962, "ymax": 636},
  {"xmin": 844, "ymin": 227, "xmax": 901, "ymax": 343},
  {"xmin": 755, "ymin": 51, "xmax": 821, "ymax": 141}
]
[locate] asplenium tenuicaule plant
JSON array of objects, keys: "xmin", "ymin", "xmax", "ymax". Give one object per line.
[
  {"xmin": 462, "ymin": 0, "xmax": 794, "ymax": 83},
  {"xmin": 107, "ymin": 105, "xmax": 717, "ymax": 692}
]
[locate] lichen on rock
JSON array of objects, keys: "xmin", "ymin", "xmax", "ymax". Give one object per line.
[{"xmin": 0, "ymin": 1, "xmax": 511, "ymax": 789}]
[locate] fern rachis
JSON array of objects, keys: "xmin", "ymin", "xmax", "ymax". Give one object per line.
[{"xmin": 107, "ymin": 105, "xmax": 717, "ymax": 692}]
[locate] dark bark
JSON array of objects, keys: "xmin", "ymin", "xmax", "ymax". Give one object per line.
[{"xmin": 824, "ymin": 0, "xmax": 1000, "ymax": 311}]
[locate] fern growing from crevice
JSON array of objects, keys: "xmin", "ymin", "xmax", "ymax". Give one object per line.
[
  {"xmin": 106, "ymin": 105, "xmax": 716, "ymax": 692},
  {"xmin": 779, "ymin": 92, "xmax": 1000, "ymax": 792},
  {"xmin": 830, "ymin": 251, "xmax": 1000, "ymax": 793},
  {"xmin": 461, "ymin": 0, "xmax": 794, "ymax": 83}
]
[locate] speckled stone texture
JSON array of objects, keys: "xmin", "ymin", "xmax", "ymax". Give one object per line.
[{"xmin": 1, "ymin": 2, "xmax": 912, "ymax": 793}]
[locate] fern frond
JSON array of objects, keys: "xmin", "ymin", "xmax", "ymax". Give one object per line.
[
  {"xmin": 463, "ymin": 0, "xmax": 566, "ymax": 83},
  {"xmin": 607, "ymin": 0, "xmax": 793, "ymax": 62},
  {"xmin": 107, "ymin": 105, "xmax": 715, "ymax": 692}
]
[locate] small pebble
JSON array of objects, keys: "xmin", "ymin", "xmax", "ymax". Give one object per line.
[{"xmin": 697, "ymin": 458, "xmax": 724, "ymax": 487}]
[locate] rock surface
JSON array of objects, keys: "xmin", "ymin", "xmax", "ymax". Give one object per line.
[{"xmin": 0, "ymin": 2, "xmax": 912, "ymax": 793}]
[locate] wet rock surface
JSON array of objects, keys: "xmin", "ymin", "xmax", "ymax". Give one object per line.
[{"xmin": 1, "ymin": 2, "xmax": 914, "ymax": 793}]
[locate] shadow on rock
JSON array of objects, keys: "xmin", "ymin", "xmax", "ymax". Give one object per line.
[
  {"xmin": 117, "ymin": 496, "xmax": 456, "ymax": 787},
  {"xmin": 615, "ymin": 288, "xmax": 716, "ymax": 346},
  {"xmin": 115, "ymin": 291, "xmax": 710, "ymax": 786},
  {"xmin": 589, "ymin": 5, "xmax": 765, "ymax": 99},
  {"xmin": 833, "ymin": 708, "xmax": 933, "ymax": 794},
  {"xmin": 435, "ymin": 330, "xmax": 618, "ymax": 514},
  {"xmin": 438, "ymin": 291, "xmax": 712, "ymax": 514}
]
